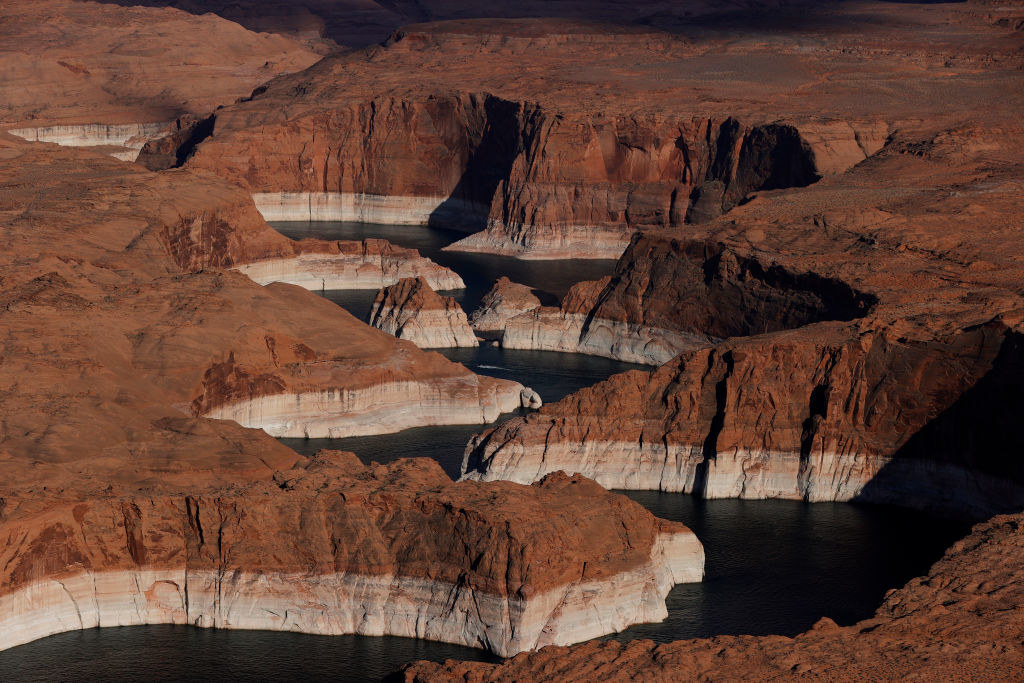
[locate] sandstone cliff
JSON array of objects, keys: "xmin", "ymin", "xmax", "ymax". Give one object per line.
[
  {"xmin": 178, "ymin": 20, "xmax": 912, "ymax": 258},
  {"xmin": 370, "ymin": 277, "xmax": 480, "ymax": 348},
  {"xmin": 462, "ymin": 121, "xmax": 1024, "ymax": 518},
  {"xmin": 401, "ymin": 511, "xmax": 1024, "ymax": 680},
  {"xmin": 0, "ymin": 453, "xmax": 703, "ymax": 656},
  {"xmin": 0, "ymin": 133, "xmax": 698, "ymax": 656},
  {"xmin": 469, "ymin": 277, "xmax": 542, "ymax": 333}
]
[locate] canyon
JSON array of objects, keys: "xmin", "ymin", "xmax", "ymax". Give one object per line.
[
  {"xmin": 2, "ymin": 0, "xmax": 1023, "ymax": 679},
  {"xmin": 0, "ymin": 132, "xmax": 698, "ymax": 657},
  {"xmin": 461, "ymin": 124, "xmax": 1024, "ymax": 519}
]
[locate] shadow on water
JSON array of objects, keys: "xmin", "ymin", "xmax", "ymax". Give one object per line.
[
  {"xmin": 0, "ymin": 626, "xmax": 498, "ymax": 683},
  {"xmin": 611, "ymin": 494, "xmax": 969, "ymax": 642},
  {"xmin": 271, "ymin": 219, "xmax": 617, "ymax": 316}
]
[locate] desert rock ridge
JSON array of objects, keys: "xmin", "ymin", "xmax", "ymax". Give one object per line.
[{"xmin": 0, "ymin": 133, "xmax": 705, "ymax": 655}]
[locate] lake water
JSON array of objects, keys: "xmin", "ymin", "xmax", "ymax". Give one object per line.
[
  {"xmin": 272, "ymin": 220, "xmax": 617, "ymax": 321},
  {"xmin": 0, "ymin": 221, "xmax": 970, "ymax": 682}
]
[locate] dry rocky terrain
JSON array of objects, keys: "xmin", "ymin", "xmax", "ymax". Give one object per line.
[{"xmin": 1, "ymin": 0, "xmax": 1023, "ymax": 678}]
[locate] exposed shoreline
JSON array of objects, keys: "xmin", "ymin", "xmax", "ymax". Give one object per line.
[
  {"xmin": 203, "ymin": 378, "xmax": 541, "ymax": 438},
  {"xmin": 463, "ymin": 440, "xmax": 1024, "ymax": 518},
  {"xmin": 0, "ymin": 529, "xmax": 703, "ymax": 657}
]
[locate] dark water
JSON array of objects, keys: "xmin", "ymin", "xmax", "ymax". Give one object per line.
[
  {"xmin": 283, "ymin": 345, "xmax": 647, "ymax": 479},
  {"xmin": 611, "ymin": 493, "xmax": 970, "ymax": 642},
  {"xmin": 0, "ymin": 628, "xmax": 497, "ymax": 682},
  {"xmin": 0, "ymin": 221, "xmax": 971, "ymax": 681},
  {"xmin": 0, "ymin": 500, "xmax": 968, "ymax": 683},
  {"xmin": 271, "ymin": 220, "xmax": 618, "ymax": 319}
]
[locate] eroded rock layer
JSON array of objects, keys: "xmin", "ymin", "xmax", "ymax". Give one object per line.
[
  {"xmin": 233, "ymin": 239, "xmax": 465, "ymax": 292},
  {"xmin": 464, "ymin": 119, "xmax": 1024, "ymax": 518},
  {"xmin": 0, "ymin": 134, "xmax": 535, "ymax": 490},
  {"xmin": 0, "ymin": 134, "xmax": 698, "ymax": 655},
  {"xmin": 402, "ymin": 511, "xmax": 1024, "ymax": 680},
  {"xmin": 176, "ymin": 6, "xmax": 999, "ymax": 258},
  {"xmin": 0, "ymin": 454, "xmax": 703, "ymax": 656},
  {"xmin": 370, "ymin": 277, "xmax": 479, "ymax": 349},
  {"xmin": 470, "ymin": 277, "xmax": 542, "ymax": 333}
]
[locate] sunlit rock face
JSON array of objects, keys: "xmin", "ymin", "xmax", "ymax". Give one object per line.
[
  {"xmin": 0, "ymin": 456, "xmax": 702, "ymax": 657},
  {"xmin": 369, "ymin": 277, "xmax": 479, "ymax": 349}
]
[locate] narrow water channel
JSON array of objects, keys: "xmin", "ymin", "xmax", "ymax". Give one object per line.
[
  {"xmin": 277, "ymin": 219, "xmax": 968, "ymax": 653},
  {"xmin": 0, "ymin": 221, "xmax": 971, "ymax": 682}
]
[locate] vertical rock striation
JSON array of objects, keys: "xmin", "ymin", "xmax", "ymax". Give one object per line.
[
  {"xmin": 0, "ymin": 455, "xmax": 703, "ymax": 656},
  {"xmin": 369, "ymin": 277, "xmax": 479, "ymax": 349},
  {"xmin": 181, "ymin": 27, "xmax": 888, "ymax": 259},
  {"xmin": 469, "ymin": 277, "xmax": 542, "ymax": 334}
]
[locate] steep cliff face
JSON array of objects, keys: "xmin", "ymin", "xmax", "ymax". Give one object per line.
[
  {"xmin": 0, "ymin": 132, "xmax": 697, "ymax": 657},
  {"xmin": 503, "ymin": 233, "xmax": 875, "ymax": 364},
  {"xmin": 186, "ymin": 92, "xmax": 843, "ymax": 258},
  {"xmin": 402, "ymin": 511, "xmax": 1024, "ymax": 681},
  {"xmin": 463, "ymin": 120, "xmax": 1024, "ymax": 518},
  {"xmin": 470, "ymin": 277, "xmax": 542, "ymax": 333},
  {"xmin": 0, "ymin": 454, "xmax": 703, "ymax": 656},
  {"xmin": 466, "ymin": 318, "xmax": 1024, "ymax": 517},
  {"xmin": 178, "ymin": 22, "xmax": 897, "ymax": 259},
  {"xmin": 370, "ymin": 277, "xmax": 479, "ymax": 348}
]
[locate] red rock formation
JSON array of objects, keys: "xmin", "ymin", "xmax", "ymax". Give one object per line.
[
  {"xmin": 463, "ymin": 122, "xmax": 1024, "ymax": 518},
  {"xmin": 0, "ymin": 134, "xmax": 532, "ymax": 488},
  {"xmin": 0, "ymin": 134, "xmax": 698, "ymax": 654},
  {"xmin": 181, "ymin": 7, "xmax": 989, "ymax": 257},
  {"xmin": 0, "ymin": 453, "xmax": 702, "ymax": 655},
  {"xmin": 175, "ymin": 2, "xmax": 1016, "ymax": 260},
  {"xmin": 400, "ymin": 511, "xmax": 1024, "ymax": 680},
  {"xmin": 186, "ymin": 89, "xmax": 845, "ymax": 258},
  {"xmin": 370, "ymin": 277, "xmax": 480, "ymax": 348},
  {"xmin": 470, "ymin": 277, "xmax": 541, "ymax": 333}
]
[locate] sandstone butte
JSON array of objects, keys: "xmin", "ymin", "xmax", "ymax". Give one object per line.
[
  {"xmin": 370, "ymin": 277, "xmax": 482, "ymax": 349},
  {"xmin": 0, "ymin": 134, "xmax": 704, "ymax": 654},
  {"xmin": 469, "ymin": 278, "xmax": 542, "ymax": 335}
]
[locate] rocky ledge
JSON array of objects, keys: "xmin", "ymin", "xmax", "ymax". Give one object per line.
[
  {"xmin": 0, "ymin": 453, "xmax": 703, "ymax": 657},
  {"xmin": 370, "ymin": 277, "xmax": 479, "ymax": 349},
  {"xmin": 462, "ymin": 118, "xmax": 1024, "ymax": 519},
  {"xmin": 469, "ymin": 277, "xmax": 542, "ymax": 335},
  {"xmin": 233, "ymin": 239, "xmax": 464, "ymax": 292},
  {"xmin": 0, "ymin": 135, "xmax": 539, "ymax": 482},
  {"xmin": 401, "ymin": 511, "xmax": 1024, "ymax": 680}
]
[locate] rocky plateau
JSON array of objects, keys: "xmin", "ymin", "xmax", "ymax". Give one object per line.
[{"xmin": 2, "ymin": 0, "xmax": 1024, "ymax": 679}]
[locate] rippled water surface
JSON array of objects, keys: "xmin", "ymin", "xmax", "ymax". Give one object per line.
[{"xmin": 0, "ymin": 221, "xmax": 971, "ymax": 682}]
